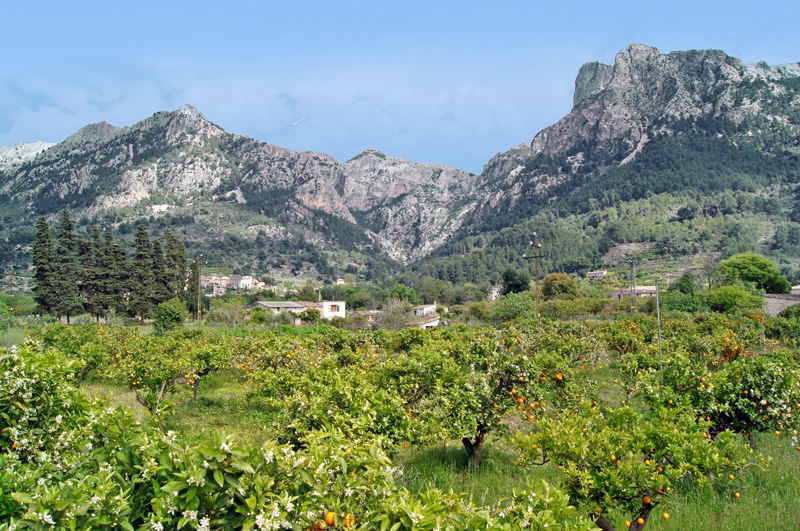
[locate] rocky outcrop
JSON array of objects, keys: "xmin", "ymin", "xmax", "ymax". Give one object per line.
[
  {"xmin": 341, "ymin": 149, "xmax": 479, "ymax": 262},
  {"xmin": 0, "ymin": 141, "xmax": 54, "ymax": 172},
  {"xmin": 573, "ymin": 62, "xmax": 614, "ymax": 106}
]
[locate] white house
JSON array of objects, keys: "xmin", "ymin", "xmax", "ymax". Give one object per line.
[
  {"xmin": 255, "ymin": 300, "xmax": 346, "ymax": 322},
  {"xmin": 411, "ymin": 302, "xmax": 438, "ymax": 317},
  {"xmin": 611, "ymin": 286, "xmax": 658, "ymax": 299},
  {"xmin": 408, "ymin": 315, "xmax": 441, "ymax": 329}
]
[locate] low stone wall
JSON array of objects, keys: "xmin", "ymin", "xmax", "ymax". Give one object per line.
[{"xmin": 764, "ymin": 294, "xmax": 800, "ymax": 317}]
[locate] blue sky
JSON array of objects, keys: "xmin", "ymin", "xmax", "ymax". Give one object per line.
[{"xmin": 2, "ymin": 0, "xmax": 799, "ymax": 174}]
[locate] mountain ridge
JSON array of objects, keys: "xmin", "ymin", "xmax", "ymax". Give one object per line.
[{"xmin": 2, "ymin": 44, "xmax": 800, "ymax": 284}]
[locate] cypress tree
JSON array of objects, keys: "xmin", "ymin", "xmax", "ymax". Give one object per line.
[
  {"xmin": 186, "ymin": 257, "xmax": 201, "ymax": 320},
  {"xmin": 81, "ymin": 224, "xmax": 111, "ymax": 321},
  {"xmin": 150, "ymin": 239, "xmax": 173, "ymax": 305},
  {"xmin": 129, "ymin": 224, "xmax": 155, "ymax": 320},
  {"xmin": 32, "ymin": 217, "xmax": 57, "ymax": 313},
  {"xmin": 52, "ymin": 211, "xmax": 84, "ymax": 323},
  {"xmin": 163, "ymin": 229, "xmax": 187, "ymax": 296},
  {"xmin": 78, "ymin": 237, "xmax": 103, "ymax": 320},
  {"xmin": 103, "ymin": 230, "xmax": 130, "ymax": 317}
]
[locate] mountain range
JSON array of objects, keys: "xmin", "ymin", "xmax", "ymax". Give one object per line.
[{"xmin": 2, "ymin": 44, "xmax": 800, "ymax": 285}]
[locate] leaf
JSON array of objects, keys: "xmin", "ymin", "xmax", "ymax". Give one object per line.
[
  {"xmin": 231, "ymin": 461, "xmax": 255, "ymax": 474},
  {"xmin": 214, "ymin": 469, "xmax": 224, "ymax": 487},
  {"xmin": 11, "ymin": 492, "xmax": 34, "ymax": 504},
  {"xmin": 160, "ymin": 481, "xmax": 186, "ymax": 493}
]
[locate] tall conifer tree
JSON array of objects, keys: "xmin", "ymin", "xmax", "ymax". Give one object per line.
[
  {"xmin": 129, "ymin": 224, "xmax": 155, "ymax": 320},
  {"xmin": 32, "ymin": 216, "xmax": 57, "ymax": 313},
  {"xmin": 52, "ymin": 211, "xmax": 83, "ymax": 323},
  {"xmin": 150, "ymin": 239, "xmax": 173, "ymax": 305},
  {"xmin": 81, "ymin": 224, "xmax": 108, "ymax": 321},
  {"xmin": 186, "ymin": 256, "xmax": 201, "ymax": 320},
  {"xmin": 103, "ymin": 230, "xmax": 130, "ymax": 316},
  {"xmin": 163, "ymin": 229, "xmax": 187, "ymax": 296}
]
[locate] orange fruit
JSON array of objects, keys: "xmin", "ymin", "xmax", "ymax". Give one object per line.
[
  {"xmin": 662, "ymin": 513, "xmax": 669, "ymax": 520},
  {"xmin": 325, "ymin": 512, "xmax": 336, "ymax": 526},
  {"xmin": 624, "ymin": 521, "xmax": 631, "ymax": 528},
  {"xmin": 735, "ymin": 492, "xmax": 740, "ymax": 498},
  {"xmin": 343, "ymin": 514, "xmax": 355, "ymax": 528},
  {"xmin": 729, "ymin": 474, "xmax": 734, "ymax": 480},
  {"xmin": 642, "ymin": 496, "xmax": 651, "ymax": 504},
  {"xmin": 637, "ymin": 518, "xmax": 645, "ymax": 525}
]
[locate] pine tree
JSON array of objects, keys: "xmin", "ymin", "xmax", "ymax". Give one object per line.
[
  {"xmin": 129, "ymin": 225, "xmax": 155, "ymax": 320},
  {"xmin": 52, "ymin": 211, "xmax": 84, "ymax": 323},
  {"xmin": 150, "ymin": 239, "xmax": 173, "ymax": 305},
  {"xmin": 103, "ymin": 230, "xmax": 130, "ymax": 316},
  {"xmin": 186, "ymin": 257, "xmax": 201, "ymax": 320},
  {"xmin": 79, "ymin": 236, "xmax": 103, "ymax": 320},
  {"xmin": 32, "ymin": 217, "xmax": 57, "ymax": 313},
  {"xmin": 163, "ymin": 229, "xmax": 187, "ymax": 296}
]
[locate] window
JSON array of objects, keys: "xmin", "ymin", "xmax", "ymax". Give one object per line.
[{"xmin": 331, "ymin": 304, "xmax": 339, "ymax": 312}]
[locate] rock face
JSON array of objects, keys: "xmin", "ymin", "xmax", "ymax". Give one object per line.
[
  {"xmin": 480, "ymin": 44, "xmax": 800, "ymax": 206},
  {"xmin": 0, "ymin": 141, "xmax": 55, "ymax": 172},
  {"xmin": 341, "ymin": 149, "xmax": 479, "ymax": 262}
]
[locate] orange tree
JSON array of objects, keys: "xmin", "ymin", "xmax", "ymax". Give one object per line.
[
  {"xmin": 513, "ymin": 402, "xmax": 760, "ymax": 531},
  {"xmin": 233, "ymin": 331, "xmax": 416, "ymax": 448},
  {"xmin": 632, "ymin": 349, "xmax": 800, "ymax": 438},
  {"xmin": 107, "ymin": 330, "xmax": 231, "ymax": 415},
  {"xmin": 375, "ymin": 323, "xmax": 590, "ymax": 467}
]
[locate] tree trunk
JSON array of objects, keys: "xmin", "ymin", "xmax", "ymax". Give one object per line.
[
  {"xmin": 593, "ymin": 505, "xmax": 651, "ymax": 531},
  {"xmin": 462, "ymin": 434, "xmax": 485, "ymax": 469},
  {"xmin": 192, "ymin": 378, "xmax": 199, "ymax": 401}
]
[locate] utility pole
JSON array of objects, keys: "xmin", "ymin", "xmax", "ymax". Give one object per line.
[
  {"xmin": 624, "ymin": 257, "xmax": 640, "ymax": 313},
  {"xmin": 523, "ymin": 233, "xmax": 543, "ymax": 327},
  {"xmin": 197, "ymin": 254, "xmax": 203, "ymax": 322}
]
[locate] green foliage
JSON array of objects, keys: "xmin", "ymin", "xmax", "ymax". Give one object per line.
[
  {"xmin": 153, "ymin": 297, "xmax": 189, "ymax": 336},
  {"xmin": 492, "ymin": 292, "xmax": 538, "ymax": 322},
  {"xmin": 390, "ymin": 283, "xmax": 420, "ymax": 305},
  {"xmin": 513, "ymin": 402, "xmax": 759, "ymax": 529},
  {"xmin": 502, "ymin": 268, "xmax": 531, "ymax": 295},
  {"xmin": 704, "ymin": 285, "xmax": 762, "ymax": 313},
  {"xmin": 542, "ymin": 273, "xmax": 579, "ymax": 300},
  {"xmin": 718, "ymin": 252, "xmax": 791, "ymax": 294},
  {"xmin": 633, "ymin": 351, "xmax": 800, "ymax": 436}
]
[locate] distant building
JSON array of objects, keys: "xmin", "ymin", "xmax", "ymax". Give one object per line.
[
  {"xmin": 408, "ymin": 315, "xmax": 441, "ymax": 329},
  {"xmin": 255, "ymin": 300, "xmax": 346, "ymax": 322},
  {"xmin": 611, "ymin": 286, "xmax": 658, "ymax": 299},
  {"xmin": 792, "ymin": 286, "xmax": 800, "ymax": 296},
  {"xmin": 587, "ymin": 270, "xmax": 608, "ymax": 280},
  {"xmin": 411, "ymin": 302, "xmax": 438, "ymax": 317},
  {"xmin": 335, "ymin": 278, "xmax": 346, "ymax": 285}
]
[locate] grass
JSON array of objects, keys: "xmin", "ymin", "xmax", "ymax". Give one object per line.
[{"xmin": 1, "ymin": 327, "xmax": 26, "ymax": 348}]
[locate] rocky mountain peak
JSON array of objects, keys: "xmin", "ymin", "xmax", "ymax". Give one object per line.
[
  {"xmin": 0, "ymin": 141, "xmax": 55, "ymax": 172},
  {"xmin": 61, "ymin": 121, "xmax": 122, "ymax": 149},
  {"xmin": 746, "ymin": 61, "xmax": 800, "ymax": 80},
  {"xmin": 177, "ymin": 104, "xmax": 204, "ymax": 126},
  {"xmin": 573, "ymin": 61, "xmax": 613, "ymax": 106}
]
